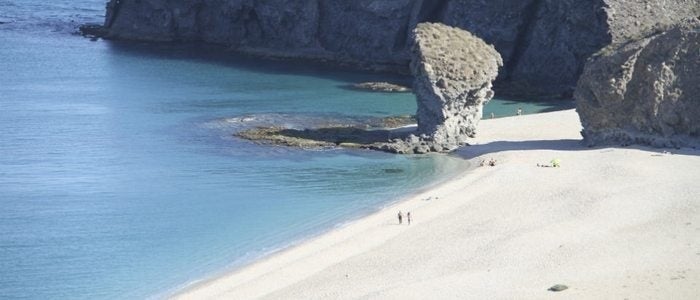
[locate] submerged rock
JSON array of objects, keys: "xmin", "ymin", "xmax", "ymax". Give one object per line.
[
  {"xmin": 236, "ymin": 127, "xmax": 339, "ymax": 149},
  {"xmin": 236, "ymin": 126, "xmax": 400, "ymax": 151},
  {"xmin": 234, "ymin": 115, "xmax": 416, "ymax": 151},
  {"xmin": 383, "ymin": 23, "xmax": 502, "ymax": 154},
  {"xmin": 352, "ymin": 82, "xmax": 411, "ymax": 93},
  {"xmin": 575, "ymin": 19, "xmax": 700, "ymax": 148},
  {"xmin": 78, "ymin": 23, "xmax": 108, "ymax": 38}
]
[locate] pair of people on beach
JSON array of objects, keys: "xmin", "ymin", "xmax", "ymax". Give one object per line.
[
  {"xmin": 397, "ymin": 211, "xmax": 411, "ymax": 225},
  {"xmin": 479, "ymin": 158, "xmax": 497, "ymax": 167}
]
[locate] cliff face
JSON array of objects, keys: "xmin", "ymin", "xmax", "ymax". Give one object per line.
[
  {"xmin": 100, "ymin": 0, "xmax": 700, "ymax": 97},
  {"xmin": 440, "ymin": 0, "xmax": 608, "ymax": 97},
  {"xmin": 605, "ymin": 0, "xmax": 700, "ymax": 42},
  {"xmin": 575, "ymin": 19, "xmax": 700, "ymax": 148},
  {"xmin": 104, "ymin": 0, "xmax": 417, "ymax": 71}
]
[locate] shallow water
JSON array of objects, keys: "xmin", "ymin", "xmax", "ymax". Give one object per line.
[{"xmin": 0, "ymin": 1, "xmax": 567, "ymax": 298}]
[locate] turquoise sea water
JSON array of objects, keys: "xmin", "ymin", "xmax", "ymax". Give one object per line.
[{"xmin": 0, "ymin": 1, "xmax": 567, "ymax": 298}]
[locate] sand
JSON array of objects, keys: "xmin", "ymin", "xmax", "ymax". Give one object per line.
[{"xmin": 176, "ymin": 109, "xmax": 700, "ymax": 299}]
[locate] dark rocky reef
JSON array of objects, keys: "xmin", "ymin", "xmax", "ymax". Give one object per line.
[
  {"xmin": 89, "ymin": 0, "xmax": 700, "ymax": 98},
  {"xmin": 235, "ymin": 115, "xmax": 416, "ymax": 151},
  {"xmin": 575, "ymin": 19, "xmax": 700, "ymax": 148},
  {"xmin": 383, "ymin": 23, "xmax": 501, "ymax": 154},
  {"xmin": 78, "ymin": 23, "xmax": 108, "ymax": 38}
]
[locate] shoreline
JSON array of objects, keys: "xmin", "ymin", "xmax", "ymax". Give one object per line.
[
  {"xmin": 174, "ymin": 166, "xmax": 479, "ymax": 299},
  {"xmin": 169, "ymin": 154, "xmax": 478, "ymax": 298},
  {"xmin": 175, "ymin": 109, "xmax": 700, "ymax": 299}
]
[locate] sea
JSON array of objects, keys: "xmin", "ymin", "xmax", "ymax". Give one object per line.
[{"xmin": 0, "ymin": 1, "xmax": 568, "ymax": 298}]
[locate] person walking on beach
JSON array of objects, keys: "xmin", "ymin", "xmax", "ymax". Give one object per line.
[
  {"xmin": 407, "ymin": 212, "xmax": 412, "ymax": 225},
  {"xmin": 398, "ymin": 211, "xmax": 403, "ymax": 224}
]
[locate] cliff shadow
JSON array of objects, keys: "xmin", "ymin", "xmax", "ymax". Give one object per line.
[
  {"xmin": 455, "ymin": 139, "xmax": 584, "ymax": 159},
  {"xmin": 103, "ymin": 40, "xmax": 412, "ymax": 85},
  {"xmin": 454, "ymin": 139, "xmax": 700, "ymax": 159}
]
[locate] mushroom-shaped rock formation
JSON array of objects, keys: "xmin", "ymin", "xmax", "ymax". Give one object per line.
[
  {"xmin": 575, "ymin": 19, "xmax": 700, "ymax": 148},
  {"xmin": 385, "ymin": 22, "xmax": 502, "ymax": 154}
]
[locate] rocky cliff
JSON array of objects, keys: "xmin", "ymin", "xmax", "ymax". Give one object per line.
[
  {"xmin": 96, "ymin": 0, "xmax": 700, "ymax": 98},
  {"xmin": 386, "ymin": 23, "xmax": 501, "ymax": 154},
  {"xmin": 575, "ymin": 19, "xmax": 700, "ymax": 148}
]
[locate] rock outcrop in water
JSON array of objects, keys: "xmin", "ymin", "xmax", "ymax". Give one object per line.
[
  {"xmin": 91, "ymin": 0, "xmax": 700, "ymax": 98},
  {"xmin": 382, "ymin": 23, "xmax": 501, "ymax": 154},
  {"xmin": 575, "ymin": 19, "xmax": 700, "ymax": 148},
  {"xmin": 236, "ymin": 24, "xmax": 500, "ymax": 155}
]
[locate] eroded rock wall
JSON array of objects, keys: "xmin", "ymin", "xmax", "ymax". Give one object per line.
[
  {"xmin": 440, "ymin": 0, "xmax": 608, "ymax": 97},
  {"xmin": 575, "ymin": 19, "xmax": 700, "ymax": 148},
  {"xmin": 98, "ymin": 0, "xmax": 700, "ymax": 97},
  {"xmin": 605, "ymin": 0, "xmax": 700, "ymax": 42},
  {"xmin": 104, "ymin": 0, "xmax": 418, "ymax": 72}
]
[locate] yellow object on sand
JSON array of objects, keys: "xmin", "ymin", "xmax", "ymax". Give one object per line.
[{"xmin": 551, "ymin": 158, "xmax": 561, "ymax": 167}]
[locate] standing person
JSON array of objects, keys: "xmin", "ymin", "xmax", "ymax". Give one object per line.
[
  {"xmin": 407, "ymin": 212, "xmax": 412, "ymax": 225},
  {"xmin": 398, "ymin": 211, "xmax": 403, "ymax": 224},
  {"xmin": 517, "ymin": 107, "xmax": 523, "ymax": 115}
]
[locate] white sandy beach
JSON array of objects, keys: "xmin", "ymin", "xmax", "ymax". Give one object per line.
[{"xmin": 176, "ymin": 109, "xmax": 700, "ymax": 299}]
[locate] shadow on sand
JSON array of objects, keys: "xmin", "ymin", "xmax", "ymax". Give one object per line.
[
  {"xmin": 454, "ymin": 138, "xmax": 700, "ymax": 159},
  {"xmin": 455, "ymin": 139, "xmax": 584, "ymax": 159}
]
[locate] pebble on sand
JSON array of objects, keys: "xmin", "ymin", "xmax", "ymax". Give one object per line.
[{"xmin": 548, "ymin": 284, "xmax": 568, "ymax": 292}]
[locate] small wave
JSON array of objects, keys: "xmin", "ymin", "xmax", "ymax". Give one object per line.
[
  {"xmin": 223, "ymin": 116, "xmax": 257, "ymax": 123},
  {"xmin": 204, "ymin": 113, "xmax": 365, "ymax": 131}
]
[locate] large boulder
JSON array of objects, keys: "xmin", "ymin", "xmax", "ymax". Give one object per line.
[
  {"xmin": 575, "ymin": 19, "xmax": 700, "ymax": 148},
  {"xmin": 384, "ymin": 23, "xmax": 502, "ymax": 154}
]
